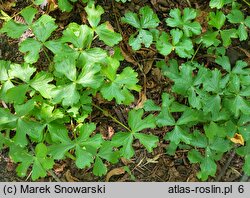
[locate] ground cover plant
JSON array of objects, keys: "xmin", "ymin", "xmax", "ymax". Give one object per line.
[{"xmin": 0, "ymin": 0, "xmax": 250, "ymax": 181}]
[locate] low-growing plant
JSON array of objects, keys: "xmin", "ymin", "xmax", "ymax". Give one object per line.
[{"xmin": 0, "ymin": 0, "xmax": 250, "ymax": 181}]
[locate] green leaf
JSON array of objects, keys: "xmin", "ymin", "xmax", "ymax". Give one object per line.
[
  {"xmin": 204, "ymin": 122, "xmax": 225, "ymax": 140},
  {"xmin": 220, "ymin": 29, "xmax": 238, "ymax": 47},
  {"xmin": 215, "ymin": 56, "xmax": 231, "ymax": 72},
  {"xmin": 0, "ymin": 60, "xmax": 10, "ymax": 81},
  {"xmin": 237, "ymin": 24, "xmax": 248, "ymax": 41},
  {"xmin": 9, "ymin": 63, "xmax": 36, "ymax": 83},
  {"xmin": 29, "ymin": 72, "xmax": 55, "ymax": 98},
  {"xmin": 48, "ymin": 143, "xmax": 74, "ymax": 159},
  {"xmin": 93, "ymin": 156, "xmax": 107, "ymax": 176},
  {"xmin": 175, "ymin": 38, "xmax": 194, "ymax": 58},
  {"xmin": 0, "ymin": 20, "xmax": 28, "ymax": 39},
  {"xmin": 112, "ymin": 132, "xmax": 134, "ymax": 159},
  {"xmin": 143, "ymin": 99, "xmax": 161, "ymax": 111},
  {"xmin": 134, "ymin": 133, "xmax": 158, "ymax": 152},
  {"xmin": 39, "ymin": 104, "xmax": 64, "ymax": 123},
  {"xmin": 243, "ymin": 154, "xmax": 250, "ymax": 175},
  {"xmin": 79, "ymin": 48, "xmax": 107, "ymax": 66},
  {"xmin": 58, "ymin": 0, "xmax": 74, "ymax": 12},
  {"xmin": 129, "ymin": 30, "xmax": 153, "ymax": 50},
  {"xmin": 14, "ymin": 99, "xmax": 35, "ymax": 116},
  {"xmin": 128, "ymin": 109, "xmax": 156, "ymax": 133},
  {"xmin": 203, "ymin": 94, "xmax": 221, "ymax": 118},
  {"xmin": 21, "ymin": 6, "xmax": 38, "ymax": 25},
  {"xmin": 76, "ymin": 64, "xmax": 102, "ymax": 89},
  {"xmin": 75, "ymin": 145, "xmax": 93, "ymax": 168},
  {"xmin": 166, "ymin": 8, "xmax": 201, "ymax": 37},
  {"xmin": 196, "ymin": 31, "xmax": 220, "ymax": 47},
  {"xmin": 245, "ymin": 16, "xmax": 250, "ymax": 28},
  {"xmin": 14, "ymin": 118, "xmax": 45, "ymax": 146},
  {"xmin": 85, "ymin": 1, "xmax": 104, "ymax": 28},
  {"xmin": 224, "ymin": 95, "xmax": 250, "ymax": 117},
  {"xmin": 121, "ymin": 12, "xmax": 141, "ymax": 29},
  {"xmin": 48, "ymin": 123, "xmax": 71, "ymax": 143},
  {"xmin": 0, "ymin": 108, "xmax": 17, "ymax": 125},
  {"xmin": 31, "ymin": 143, "xmax": 54, "ymax": 180},
  {"xmin": 165, "ymin": 126, "xmax": 191, "ymax": 144},
  {"xmin": 176, "ymin": 109, "xmax": 199, "ymax": 125},
  {"xmin": 61, "ymin": 23, "xmax": 94, "ymax": 49},
  {"xmin": 19, "ymin": 38, "xmax": 43, "ymax": 64},
  {"xmin": 209, "ymin": 137, "xmax": 230, "ymax": 152},
  {"xmin": 203, "ymin": 69, "xmax": 221, "ymax": 93},
  {"xmin": 190, "ymin": 130, "xmax": 208, "ymax": 148},
  {"xmin": 208, "ymin": 11, "xmax": 226, "ymax": 30},
  {"xmin": 156, "ymin": 32, "xmax": 173, "ymax": 56},
  {"xmin": 188, "ymin": 149, "xmax": 203, "ymax": 163},
  {"xmin": 95, "ymin": 22, "xmax": 122, "ymax": 46},
  {"xmin": 197, "ymin": 156, "xmax": 217, "ymax": 181},
  {"xmin": 156, "ymin": 107, "xmax": 175, "ymax": 127},
  {"xmin": 98, "ymin": 142, "xmax": 119, "ymax": 163},
  {"xmin": 54, "ymin": 56, "xmax": 76, "ymax": 81},
  {"xmin": 31, "ymin": 15, "xmax": 58, "ymax": 42},
  {"xmin": 139, "ymin": 6, "xmax": 160, "ymax": 29},
  {"xmin": 227, "ymin": 9, "xmax": 244, "ymax": 24},
  {"xmin": 101, "ymin": 67, "xmax": 141, "ymax": 105},
  {"xmin": 6, "ymin": 84, "xmax": 29, "ymax": 104},
  {"xmin": 34, "ymin": 0, "xmax": 46, "ymax": 5},
  {"xmin": 209, "ymin": 0, "xmax": 225, "ymax": 9},
  {"xmin": 51, "ymin": 83, "xmax": 80, "ymax": 106}
]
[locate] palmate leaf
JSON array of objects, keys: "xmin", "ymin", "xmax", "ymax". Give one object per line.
[
  {"xmin": 121, "ymin": 6, "xmax": 159, "ymax": 50},
  {"xmin": 9, "ymin": 63, "xmax": 36, "ymax": 83},
  {"xmin": 5, "ymin": 84, "xmax": 29, "ymax": 104},
  {"xmin": 29, "ymin": 72, "xmax": 55, "ymax": 99},
  {"xmin": 10, "ymin": 143, "xmax": 54, "ymax": 181},
  {"xmin": 101, "ymin": 67, "xmax": 141, "ymax": 105},
  {"xmin": 209, "ymin": 0, "xmax": 225, "ymax": 9},
  {"xmin": 128, "ymin": 109, "xmax": 156, "ymax": 133},
  {"xmin": 61, "ymin": 23, "xmax": 94, "ymax": 49},
  {"xmin": 208, "ymin": 11, "xmax": 226, "ymax": 30},
  {"xmin": 129, "ymin": 30, "xmax": 153, "ymax": 51},
  {"xmin": 85, "ymin": 0, "xmax": 104, "ymax": 28},
  {"xmin": 51, "ymin": 83, "xmax": 80, "ymax": 106},
  {"xmin": 49, "ymin": 123, "xmax": 103, "ymax": 169},
  {"xmin": 95, "ymin": 22, "xmax": 122, "ymax": 46},
  {"xmin": 58, "ymin": 0, "xmax": 78, "ymax": 12},
  {"xmin": 0, "ymin": 20, "xmax": 28, "ymax": 39},
  {"xmin": 166, "ymin": 8, "xmax": 201, "ymax": 37},
  {"xmin": 20, "ymin": 6, "xmax": 38, "ymax": 25},
  {"xmin": 19, "ymin": 38, "xmax": 43, "ymax": 64},
  {"xmin": 31, "ymin": 15, "xmax": 58, "ymax": 42},
  {"xmin": 112, "ymin": 109, "xmax": 158, "ymax": 159}
]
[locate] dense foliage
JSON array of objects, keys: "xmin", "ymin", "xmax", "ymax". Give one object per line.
[{"xmin": 0, "ymin": 0, "xmax": 250, "ymax": 181}]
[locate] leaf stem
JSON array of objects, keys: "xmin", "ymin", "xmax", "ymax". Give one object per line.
[
  {"xmin": 42, "ymin": 47, "xmax": 52, "ymax": 64},
  {"xmin": 65, "ymin": 152, "xmax": 76, "ymax": 160},
  {"xmin": 242, "ymin": 0, "xmax": 250, "ymax": 6},
  {"xmin": 191, "ymin": 43, "xmax": 202, "ymax": 62},
  {"xmin": 92, "ymin": 103, "xmax": 132, "ymax": 132}
]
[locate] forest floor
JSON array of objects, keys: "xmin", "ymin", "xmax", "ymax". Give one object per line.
[{"xmin": 0, "ymin": 0, "xmax": 250, "ymax": 182}]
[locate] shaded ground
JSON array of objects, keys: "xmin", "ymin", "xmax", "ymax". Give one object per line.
[{"xmin": 0, "ymin": 0, "xmax": 250, "ymax": 182}]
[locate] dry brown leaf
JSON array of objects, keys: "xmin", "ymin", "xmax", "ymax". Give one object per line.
[
  {"xmin": 120, "ymin": 43, "xmax": 137, "ymax": 65},
  {"xmin": 230, "ymin": 133, "xmax": 244, "ymax": 146},
  {"xmin": 54, "ymin": 163, "xmax": 67, "ymax": 174},
  {"xmin": 121, "ymin": 157, "xmax": 134, "ymax": 165},
  {"xmin": 108, "ymin": 126, "xmax": 115, "ymax": 139},
  {"xmin": 105, "ymin": 167, "xmax": 126, "ymax": 182},
  {"xmin": 65, "ymin": 170, "xmax": 80, "ymax": 182},
  {"xmin": 135, "ymin": 92, "xmax": 147, "ymax": 109},
  {"xmin": 47, "ymin": 0, "xmax": 58, "ymax": 12}
]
